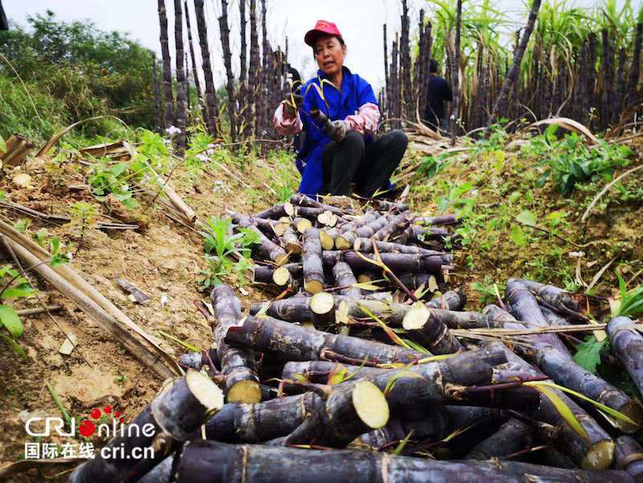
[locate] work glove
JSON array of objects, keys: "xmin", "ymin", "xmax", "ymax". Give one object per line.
[
  {"xmin": 327, "ymin": 120, "xmax": 347, "ymax": 142},
  {"xmin": 283, "ymin": 87, "xmax": 304, "ymax": 116}
]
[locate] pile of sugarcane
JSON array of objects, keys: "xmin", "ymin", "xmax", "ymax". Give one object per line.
[{"xmin": 67, "ymin": 196, "xmax": 643, "ymax": 482}]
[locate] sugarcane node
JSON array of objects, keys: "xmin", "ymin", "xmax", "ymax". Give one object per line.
[
  {"xmin": 150, "ymin": 431, "xmax": 173, "ymax": 455},
  {"xmin": 352, "ymin": 380, "xmax": 389, "ymax": 429}
]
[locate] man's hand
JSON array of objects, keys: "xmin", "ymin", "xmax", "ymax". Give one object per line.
[
  {"xmin": 328, "ymin": 120, "xmax": 347, "ymax": 142},
  {"xmin": 283, "ymin": 87, "xmax": 303, "ymax": 116}
]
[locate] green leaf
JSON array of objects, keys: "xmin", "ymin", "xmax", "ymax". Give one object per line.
[
  {"xmin": 573, "ymin": 336, "xmax": 608, "ymax": 374},
  {"xmin": 510, "ymin": 225, "xmax": 526, "ymax": 246},
  {"xmin": 526, "ymin": 382, "xmax": 589, "ymax": 441},
  {"xmin": 13, "ymin": 219, "xmax": 30, "ymax": 233},
  {"xmin": 392, "ymin": 429, "xmax": 415, "ymax": 456},
  {"xmin": 1, "ymin": 286, "xmax": 35, "ymax": 299},
  {"xmin": 383, "ymin": 371, "xmax": 426, "ymax": 397},
  {"xmin": 0, "ymin": 333, "xmax": 26, "ymax": 358},
  {"xmin": 327, "ymin": 364, "xmax": 348, "ymax": 385},
  {"xmin": 0, "ymin": 305, "xmax": 24, "ymax": 337},
  {"xmin": 516, "ymin": 210, "xmax": 537, "ymax": 227}
]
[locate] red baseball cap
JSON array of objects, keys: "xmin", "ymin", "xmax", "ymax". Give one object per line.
[{"xmin": 304, "ymin": 20, "xmax": 343, "ymax": 47}]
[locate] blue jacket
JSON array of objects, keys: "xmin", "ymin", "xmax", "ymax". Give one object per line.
[{"xmin": 296, "ymin": 67, "xmax": 378, "ymax": 196}]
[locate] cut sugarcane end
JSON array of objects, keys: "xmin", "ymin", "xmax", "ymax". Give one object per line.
[
  {"xmin": 284, "ymin": 202, "xmax": 295, "ymax": 217},
  {"xmin": 311, "ymin": 292, "xmax": 335, "ymax": 315},
  {"xmin": 273, "ymin": 223, "xmax": 287, "ymax": 237},
  {"xmin": 336, "ymin": 300, "xmax": 350, "ymax": 324},
  {"xmin": 275, "ymin": 253, "xmax": 290, "ymax": 266},
  {"xmin": 186, "ymin": 370, "xmax": 225, "ymax": 411},
  {"xmin": 286, "ymin": 242, "xmax": 302, "ymax": 255},
  {"xmin": 304, "ymin": 280, "xmax": 324, "ymax": 295},
  {"xmin": 582, "ymin": 440, "xmax": 615, "ymax": 470},
  {"xmin": 352, "ymin": 380, "xmax": 389, "ymax": 429},
  {"xmin": 402, "ymin": 303, "xmax": 430, "ymax": 330},
  {"xmin": 296, "ymin": 219, "xmax": 312, "ymax": 233},
  {"xmin": 320, "ymin": 231, "xmax": 335, "ymax": 250},
  {"xmin": 335, "ymin": 236, "xmax": 351, "ymax": 250},
  {"xmin": 272, "ymin": 267, "xmax": 292, "ymax": 286},
  {"xmin": 358, "ymin": 273, "xmax": 373, "ymax": 283},
  {"xmin": 614, "ymin": 402, "xmax": 643, "ymax": 433},
  {"xmin": 226, "ymin": 380, "xmax": 262, "ymax": 404}
]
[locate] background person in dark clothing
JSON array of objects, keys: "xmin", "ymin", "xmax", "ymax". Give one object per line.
[{"xmin": 423, "ymin": 59, "xmax": 453, "ymax": 133}]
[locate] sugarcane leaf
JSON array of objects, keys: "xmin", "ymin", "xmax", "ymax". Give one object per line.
[
  {"xmin": 573, "ymin": 335, "xmax": 608, "ymax": 374},
  {"xmin": 524, "ymin": 382, "xmax": 589, "ymax": 440},
  {"xmin": 442, "ymin": 422, "xmax": 478, "ymax": 442},
  {"xmin": 327, "ymin": 364, "xmax": 348, "ymax": 385},
  {"xmin": 416, "ymin": 353, "xmax": 458, "ymax": 364},
  {"xmin": 158, "ymin": 330, "xmax": 200, "ymax": 352},
  {"xmin": 358, "ymin": 303, "xmax": 413, "ymax": 350},
  {"xmin": 292, "ymin": 373, "xmax": 309, "ymax": 383},
  {"xmin": 516, "ymin": 210, "xmax": 537, "ymax": 227},
  {"xmin": 402, "ymin": 338, "xmax": 431, "ymax": 354},
  {"xmin": 343, "ymin": 358, "xmax": 369, "ymax": 382},
  {"xmin": 383, "ymin": 371, "xmax": 426, "ymax": 397},
  {"xmin": 527, "ymin": 381, "xmax": 640, "ymax": 428},
  {"xmin": 392, "ymin": 429, "xmax": 415, "ymax": 456},
  {"xmin": 0, "ymin": 305, "xmax": 23, "ymax": 337}
]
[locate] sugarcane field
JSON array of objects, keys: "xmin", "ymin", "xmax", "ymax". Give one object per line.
[{"xmin": 1, "ymin": 0, "xmax": 643, "ymax": 480}]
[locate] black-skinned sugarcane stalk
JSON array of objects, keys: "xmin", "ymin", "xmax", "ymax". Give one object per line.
[
  {"xmin": 283, "ymin": 379, "xmax": 390, "ymax": 447},
  {"xmin": 194, "ymin": 0, "xmax": 220, "ymax": 136},
  {"xmin": 68, "ymin": 372, "xmax": 223, "ymax": 483},
  {"xmin": 184, "ymin": 0, "xmax": 208, "ymax": 126},
  {"xmin": 218, "ymin": 0, "xmax": 237, "ymax": 144},
  {"xmin": 601, "ymin": 28, "xmax": 615, "ymax": 130},
  {"xmin": 516, "ymin": 278, "xmax": 582, "ymax": 312},
  {"xmin": 333, "ymin": 261, "xmax": 361, "ymax": 297},
  {"xmin": 281, "ymin": 225, "xmax": 301, "ymax": 255},
  {"xmin": 337, "ymin": 216, "xmax": 391, "ymax": 248},
  {"xmin": 252, "ymin": 263, "xmax": 302, "ymax": 287},
  {"xmin": 488, "ymin": 0, "xmax": 542, "ymax": 125},
  {"xmin": 338, "ymin": 211, "xmax": 380, "ymax": 232},
  {"xmin": 426, "ymin": 290, "xmax": 467, "ymax": 310},
  {"xmin": 173, "ymin": 0, "xmax": 187, "ymax": 153},
  {"xmin": 402, "ymin": 303, "xmax": 465, "ymax": 354},
  {"xmin": 627, "ymin": 23, "xmax": 643, "ymax": 105},
  {"xmin": 247, "ymin": 0, "xmax": 259, "ymax": 138},
  {"xmin": 174, "ymin": 440, "xmax": 633, "ymax": 483},
  {"xmin": 450, "ymin": 0, "xmax": 462, "ymax": 145},
  {"xmin": 225, "ymin": 315, "xmax": 424, "ymax": 365},
  {"xmin": 397, "ymin": 273, "xmax": 437, "ymax": 291},
  {"xmin": 291, "ymin": 193, "xmax": 355, "ymax": 216},
  {"xmin": 485, "ymin": 305, "xmax": 616, "ymax": 470},
  {"xmin": 204, "ymin": 391, "xmax": 322, "ymax": 443},
  {"xmin": 323, "ymin": 251, "xmax": 450, "ymax": 277},
  {"xmin": 615, "ymin": 436, "xmax": 643, "ymax": 480},
  {"xmin": 229, "ymin": 212, "xmax": 288, "ymax": 265},
  {"xmin": 608, "ymin": 316, "xmax": 643, "ymax": 396},
  {"xmin": 157, "ymin": 0, "xmax": 174, "ymax": 128},
  {"xmin": 283, "ymin": 346, "xmax": 510, "ymax": 448},
  {"xmin": 211, "ymin": 285, "xmax": 261, "ymax": 403},
  {"xmin": 249, "ymin": 296, "xmax": 387, "ymax": 323},
  {"xmin": 465, "ymin": 418, "xmax": 533, "ymax": 460},
  {"xmin": 303, "ymin": 228, "xmax": 324, "ymax": 294},
  {"xmin": 237, "ymin": 0, "xmax": 248, "ymax": 138},
  {"xmin": 152, "ymin": 54, "xmax": 163, "ymax": 131},
  {"xmin": 253, "ymin": 202, "xmax": 293, "ymax": 219},
  {"xmin": 354, "ymin": 238, "xmax": 445, "ymax": 256},
  {"xmin": 360, "ymin": 406, "xmax": 502, "ymax": 451},
  {"xmin": 310, "ymin": 292, "xmax": 336, "ymax": 331},
  {"xmin": 493, "ymin": 301, "xmax": 643, "ymax": 432},
  {"xmin": 371, "ymin": 211, "xmax": 410, "ymax": 241},
  {"xmin": 282, "ymin": 360, "xmax": 384, "ymax": 383}
]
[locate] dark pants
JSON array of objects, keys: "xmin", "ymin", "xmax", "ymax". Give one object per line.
[{"xmin": 322, "ymin": 130, "xmax": 408, "ymax": 197}]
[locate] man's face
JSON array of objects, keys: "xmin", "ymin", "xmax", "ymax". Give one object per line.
[{"xmin": 314, "ymin": 35, "xmax": 346, "ymax": 77}]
